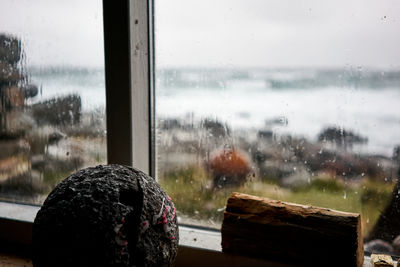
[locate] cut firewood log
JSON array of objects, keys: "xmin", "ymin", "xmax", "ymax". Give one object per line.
[{"xmin": 221, "ymin": 192, "xmax": 363, "ymax": 267}]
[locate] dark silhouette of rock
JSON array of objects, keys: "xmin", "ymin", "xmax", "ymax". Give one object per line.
[
  {"xmin": 158, "ymin": 118, "xmax": 182, "ymax": 130},
  {"xmin": 318, "ymin": 127, "xmax": 368, "ymax": 148},
  {"xmin": 392, "ymin": 235, "xmax": 400, "ymax": 254},
  {"xmin": 201, "ymin": 118, "xmax": 230, "ymax": 138},
  {"xmin": 367, "ymin": 168, "xmax": 400, "ymax": 243},
  {"xmin": 393, "ymin": 146, "xmax": 400, "ymax": 162},
  {"xmin": 32, "ymin": 94, "xmax": 82, "ymax": 126},
  {"xmin": 0, "ymin": 34, "xmax": 21, "ymax": 64},
  {"xmin": 33, "ymin": 165, "xmax": 178, "ymax": 267},
  {"xmin": 364, "ymin": 239, "xmax": 394, "ymax": 254},
  {"xmin": 257, "ymin": 130, "xmax": 273, "ymax": 141},
  {"xmin": 21, "ymin": 84, "xmax": 38, "ymax": 98}
]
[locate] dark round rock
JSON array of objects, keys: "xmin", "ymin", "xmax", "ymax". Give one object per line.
[
  {"xmin": 33, "ymin": 164, "xmax": 179, "ymax": 267},
  {"xmin": 392, "ymin": 235, "xmax": 400, "ymax": 253},
  {"xmin": 364, "ymin": 239, "xmax": 394, "ymax": 254}
]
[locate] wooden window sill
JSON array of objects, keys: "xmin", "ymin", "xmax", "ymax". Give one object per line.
[{"xmin": 0, "ymin": 202, "xmax": 385, "ymax": 267}]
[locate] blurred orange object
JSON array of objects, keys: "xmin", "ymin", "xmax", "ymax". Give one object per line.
[{"xmin": 209, "ymin": 149, "xmax": 251, "ymax": 187}]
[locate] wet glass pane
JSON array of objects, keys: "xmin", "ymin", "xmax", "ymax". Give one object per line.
[
  {"xmin": 0, "ymin": 0, "xmax": 106, "ymax": 204},
  {"xmin": 155, "ymin": 0, "xmax": 400, "ymax": 254}
]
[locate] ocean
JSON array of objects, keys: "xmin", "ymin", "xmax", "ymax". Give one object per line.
[{"xmin": 29, "ymin": 66, "xmax": 400, "ymax": 157}]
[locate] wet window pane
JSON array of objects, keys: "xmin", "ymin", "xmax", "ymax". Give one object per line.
[
  {"xmin": 155, "ymin": 0, "xmax": 400, "ymax": 254},
  {"xmin": 0, "ymin": 0, "xmax": 106, "ymax": 204}
]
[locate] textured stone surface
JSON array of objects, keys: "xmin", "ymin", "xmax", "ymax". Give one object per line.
[{"xmin": 33, "ymin": 164, "xmax": 178, "ymax": 267}]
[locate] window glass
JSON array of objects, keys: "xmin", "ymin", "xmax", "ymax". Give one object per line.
[
  {"xmin": 155, "ymin": 0, "xmax": 400, "ymax": 253},
  {"xmin": 0, "ymin": 0, "xmax": 106, "ymax": 204}
]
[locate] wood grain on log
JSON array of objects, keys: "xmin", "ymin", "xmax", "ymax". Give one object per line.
[{"xmin": 222, "ymin": 192, "xmax": 363, "ymax": 266}]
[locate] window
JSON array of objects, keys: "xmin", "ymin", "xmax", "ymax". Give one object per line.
[
  {"xmin": 0, "ymin": 0, "xmax": 106, "ymax": 205},
  {"xmin": 155, "ymin": 0, "xmax": 400, "ymax": 255},
  {"xmin": 0, "ymin": 0, "xmax": 399, "ymax": 263}
]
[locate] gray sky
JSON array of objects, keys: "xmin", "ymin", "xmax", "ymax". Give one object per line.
[
  {"xmin": 0, "ymin": 0, "xmax": 399, "ymax": 68},
  {"xmin": 156, "ymin": 0, "xmax": 400, "ymax": 68}
]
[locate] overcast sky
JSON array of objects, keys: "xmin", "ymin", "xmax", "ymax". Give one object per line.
[{"xmin": 0, "ymin": 0, "xmax": 399, "ymax": 68}]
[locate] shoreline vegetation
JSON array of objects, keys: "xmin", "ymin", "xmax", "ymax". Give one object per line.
[{"xmin": 157, "ymin": 116, "xmax": 399, "ymax": 238}]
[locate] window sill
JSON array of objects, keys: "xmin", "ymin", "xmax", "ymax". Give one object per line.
[{"xmin": 0, "ymin": 202, "xmax": 383, "ymax": 267}]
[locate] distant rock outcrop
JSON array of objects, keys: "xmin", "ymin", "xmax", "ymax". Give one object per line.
[
  {"xmin": 0, "ymin": 34, "xmax": 38, "ymax": 133},
  {"xmin": 32, "ymin": 94, "xmax": 82, "ymax": 126},
  {"xmin": 318, "ymin": 126, "xmax": 368, "ymax": 148}
]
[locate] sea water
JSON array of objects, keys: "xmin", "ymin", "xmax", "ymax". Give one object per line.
[
  {"xmin": 157, "ymin": 68, "xmax": 400, "ymax": 157},
  {"xmin": 28, "ymin": 66, "xmax": 400, "ymax": 157}
]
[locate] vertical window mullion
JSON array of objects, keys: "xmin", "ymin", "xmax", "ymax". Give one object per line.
[
  {"xmin": 103, "ymin": 0, "xmax": 133, "ymax": 167},
  {"xmin": 104, "ymin": 0, "xmax": 154, "ymax": 175}
]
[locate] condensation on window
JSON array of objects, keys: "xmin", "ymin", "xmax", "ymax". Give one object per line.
[
  {"xmin": 155, "ymin": 0, "xmax": 400, "ymax": 255},
  {"xmin": 0, "ymin": 0, "xmax": 106, "ymax": 204}
]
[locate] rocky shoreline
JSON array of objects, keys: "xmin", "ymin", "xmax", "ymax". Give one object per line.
[
  {"xmin": 157, "ymin": 116, "xmax": 399, "ymax": 189},
  {"xmin": 0, "ymin": 34, "xmax": 106, "ymax": 203}
]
